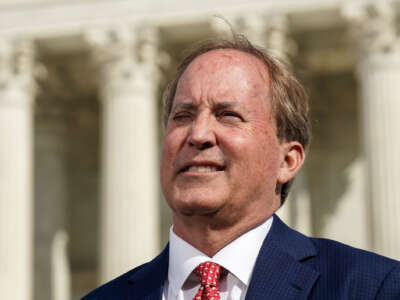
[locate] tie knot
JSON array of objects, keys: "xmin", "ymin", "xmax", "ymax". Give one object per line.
[{"xmin": 193, "ymin": 261, "xmax": 221, "ymax": 287}]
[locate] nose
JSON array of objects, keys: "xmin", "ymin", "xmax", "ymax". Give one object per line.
[{"xmin": 188, "ymin": 114, "xmax": 216, "ymax": 150}]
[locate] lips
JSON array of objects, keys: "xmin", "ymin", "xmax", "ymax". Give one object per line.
[{"xmin": 179, "ymin": 161, "xmax": 225, "ymax": 173}]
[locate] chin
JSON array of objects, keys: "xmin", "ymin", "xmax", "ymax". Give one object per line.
[{"xmin": 170, "ymin": 194, "xmax": 225, "ymax": 217}]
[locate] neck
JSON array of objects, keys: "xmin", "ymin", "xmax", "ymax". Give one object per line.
[{"xmin": 172, "ymin": 202, "xmax": 278, "ymax": 257}]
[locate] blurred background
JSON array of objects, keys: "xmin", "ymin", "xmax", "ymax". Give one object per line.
[{"xmin": 1, "ymin": 0, "xmax": 400, "ymax": 299}]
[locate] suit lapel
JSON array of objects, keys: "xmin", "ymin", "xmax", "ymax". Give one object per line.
[
  {"xmin": 125, "ymin": 216, "xmax": 320, "ymax": 300},
  {"xmin": 245, "ymin": 215, "xmax": 320, "ymax": 300},
  {"xmin": 127, "ymin": 245, "xmax": 169, "ymax": 300}
]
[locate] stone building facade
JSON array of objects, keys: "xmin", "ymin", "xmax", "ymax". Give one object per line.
[{"xmin": 0, "ymin": 0, "xmax": 399, "ymax": 299}]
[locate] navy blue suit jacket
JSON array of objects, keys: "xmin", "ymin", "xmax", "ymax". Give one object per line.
[{"xmin": 82, "ymin": 215, "xmax": 400, "ymax": 299}]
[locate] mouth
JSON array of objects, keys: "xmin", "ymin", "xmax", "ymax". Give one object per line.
[{"xmin": 179, "ymin": 162, "xmax": 225, "ymax": 174}]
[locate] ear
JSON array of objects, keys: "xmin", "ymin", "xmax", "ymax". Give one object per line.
[{"xmin": 277, "ymin": 141, "xmax": 305, "ymax": 184}]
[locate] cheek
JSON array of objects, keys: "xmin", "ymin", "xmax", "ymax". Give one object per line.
[
  {"xmin": 164, "ymin": 125, "xmax": 188, "ymax": 147},
  {"xmin": 232, "ymin": 131, "xmax": 281, "ymax": 176},
  {"xmin": 161, "ymin": 129, "xmax": 187, "ymax": 175},
  {"xmin": 260, "ymin": 146, "xmax": 282, "ymax": 182},
  {"xmin": 160, "ymin": 137, "xmax": 175, "ymax": 178},
  {"xmin": 162, "ymin": 129, "xmax": 182, "ymax": 157}
]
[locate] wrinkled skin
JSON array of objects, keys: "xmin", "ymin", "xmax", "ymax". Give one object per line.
[{"xmin": 160, "ymin": 49, "xmax": 304, "ymax": 255}]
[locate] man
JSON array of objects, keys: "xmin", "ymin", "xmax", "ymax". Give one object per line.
[{"xmin": 82, "ymin": 36, "xmax": 400, "ymax": 299}]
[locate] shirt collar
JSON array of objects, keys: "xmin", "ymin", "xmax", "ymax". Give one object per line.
[{"xmin": 168, "ymin": 216, "xmax": 273, "ymax": 296}]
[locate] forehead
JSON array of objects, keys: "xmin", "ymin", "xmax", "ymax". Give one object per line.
[
  {"xmin": 180, "ymin": 48, "xmax": 269, "ymax": 84},
  {"xmin": 174, "ymin": 49, "xmax": 271, "ymax": 101}
]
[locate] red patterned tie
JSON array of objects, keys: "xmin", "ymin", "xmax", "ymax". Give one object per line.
[{"xmin": 192, "ymin": 261, "xmax": 222, "ymax": 300}]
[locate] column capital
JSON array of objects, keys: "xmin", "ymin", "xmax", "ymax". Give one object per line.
[
  {"xmin": 234, "ymin": 13, "xmax": 268, "ymax": 45},
  {"xmin": 343, "ymin": 1, "xmax": 400, "ymax": 58},
  {"xmin": 85, "ymin": 25, "xmax": 161, "ymax": 100},
  {"xmin": 210, "ymin": 13, "xmax": 270, "ymax": 45},
  {"xmin": 211, "ymin": 14, "xmax": 295, "ymax": 62},
  {"xmin": 0, "ymin": 36, "xmax": 36, "ymax": 107},
  {"xmin": 240, "ymin": 13, "xmax": 296, "ymax": 62},
  {"xmin": 85, "ymin": 25, "xmax": 138, "ymax": 66}
]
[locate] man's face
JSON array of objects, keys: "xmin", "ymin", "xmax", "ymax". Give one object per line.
[{"xmin": 161, "ymin": 49, "xmax": 289, "ymax": 229}]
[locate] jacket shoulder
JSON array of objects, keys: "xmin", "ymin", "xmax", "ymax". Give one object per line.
[
  {"xmin": 310, "ymin": 237, "xmax": 399, "ymax": 270},
  {"xmin": 80, "ymin": 263, "xmax": 147, "ymax": 300},
  {"xmin": 308, "ymin": 237, "xmax": 400, "ymax": 299},
  {"xmin": 80, "ymin": 244, "xmax": 169, "ymax": 300}
]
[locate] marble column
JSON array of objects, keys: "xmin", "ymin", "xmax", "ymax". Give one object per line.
[
  {"xmin": 87, "ymin": 26, "xmax": 161, "ymax": 282},
  {"xmin": 345, "ymin": 1, "xmax": 400, "ymax": 259},
  {"xmin": 34, "ymin": 103, "xmax": 70, "ymax": 300},
  {"xmin": 0, "ymin": 37, "xmax": 35, "ymax": 300},
  {"xmin": 51, "ymin": 230, "xmax": 71, "ymax": 300}
]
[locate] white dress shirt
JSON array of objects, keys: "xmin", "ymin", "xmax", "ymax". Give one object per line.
[{"xmin": 163, "ymin": 216, "xmax": 273, "ymax": 300}]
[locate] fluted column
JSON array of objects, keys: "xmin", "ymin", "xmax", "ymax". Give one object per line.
[
  {"xmin": 344, "ymin": 1, "xmax": 400, "ymax": 259},
  {"xmin": 34, "ymin": 105, "xmax": 70, "ymax": 300},
  {"xmin": 87, "ymin": 26, "xmax": 160, "ymax": 282},
  {"xmin": 0, "ymin": 37, "xmax": 35, "ymax": 300}
]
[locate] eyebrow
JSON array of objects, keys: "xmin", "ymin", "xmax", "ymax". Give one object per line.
[
  {"xmin": 214, "ymin": 102, "xmax": 237, "ymax": 110},
  {"xmin": 172, "ymin": 102, "xmax": 196, "ymax": 112},
  {"xmin": 171, "ymin": 101, "xmax": 239, "ymax": 114}
]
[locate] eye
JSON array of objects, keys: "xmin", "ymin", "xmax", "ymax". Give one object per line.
[
  {"xmin": 172, "ymin": 111, "xmax": 193, "ymax": 122},
  {"xmin": 217, "ymin": 111, "xmax": 243, "ymax": 121}
]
